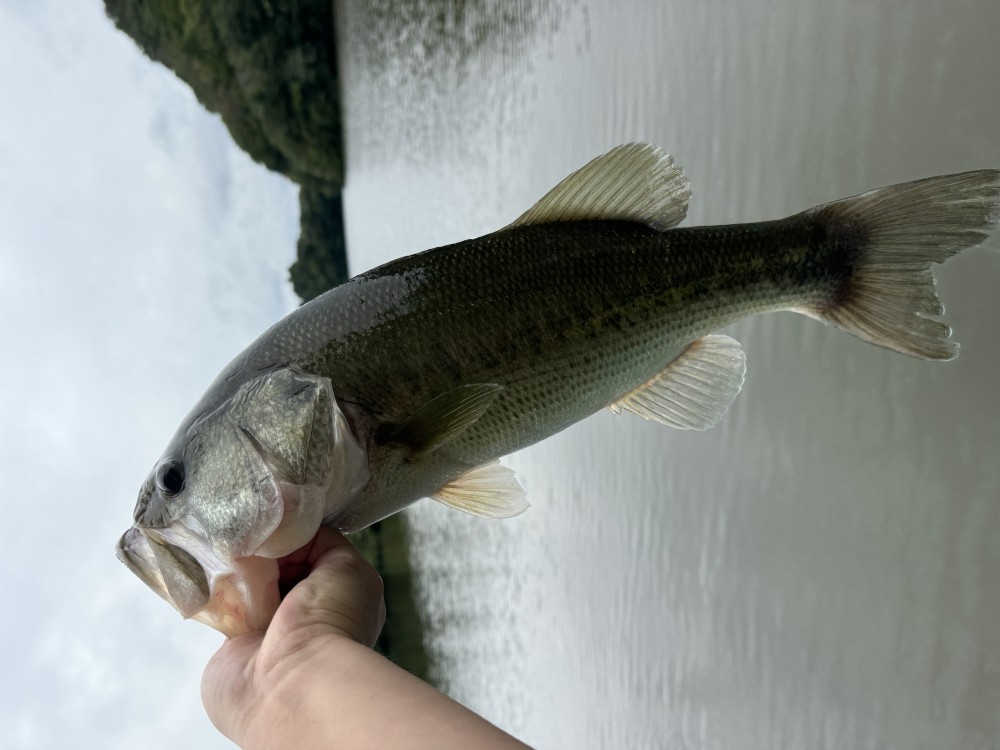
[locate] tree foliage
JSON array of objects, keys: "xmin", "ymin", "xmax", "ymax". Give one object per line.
[
  {"xmin": 104, "ymin": 0, "xmax": 343, "ymax": 189},
  {"xmin": 290, "ymin": 188, "xmax": 349, "ymax": 302}
]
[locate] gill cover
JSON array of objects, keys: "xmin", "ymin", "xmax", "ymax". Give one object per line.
[
  {"xmin": 233, "ymin": 367, "xmax": 369, "ymax": 558},
  {"xmin": 119, "ymin": 367, "xmax": 369, "ymax": 635},
  {"xmin": 142, "ymin": 367, "xmax": 367, "ymax": 558}
]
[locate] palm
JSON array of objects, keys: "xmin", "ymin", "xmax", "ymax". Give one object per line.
[{"xmin": 201, "ymin": 529, "xmax": 385, "ymax": 742}]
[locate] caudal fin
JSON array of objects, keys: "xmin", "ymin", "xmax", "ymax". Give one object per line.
[{"xmin": 799, "ymin": 170, "xmax": 1000, "ymax": 360}]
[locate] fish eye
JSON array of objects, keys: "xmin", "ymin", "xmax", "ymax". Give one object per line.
[{"xmin": 156, "ymin": 460, "xmax": 185, "ymax": 497}]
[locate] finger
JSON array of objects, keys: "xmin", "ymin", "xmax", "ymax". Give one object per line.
[
  {"xmin": 277, "ymin": 527, "xmax": 353, "ymax": 592},
  {"xmin": 280, "ymin": 534, "xmax": 385, "ymax": 647},
  {"xmin": 276, "ymin": 525, "xmax": 352, "ymax": 566}
]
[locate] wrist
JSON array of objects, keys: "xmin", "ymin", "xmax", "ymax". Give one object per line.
[{"xmin": 234, "ymin": 634, "xmax": 532, "ymax": 750}]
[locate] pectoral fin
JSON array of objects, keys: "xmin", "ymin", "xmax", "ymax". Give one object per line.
[
  {"xmin": 390, "ymin": 383, "xmax": 503, "ymax": 454},
  {"xmin": 611, "ymin": 335, "xmax": 746, "ymax": 430},
  {"xmin": 431, "ymin": 461, "xmax": 529, "ymax": 519}
]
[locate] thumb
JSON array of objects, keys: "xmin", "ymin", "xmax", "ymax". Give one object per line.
[{"xmin": 272, "ymin": 527, "xmax": 386, "ymax": 648}]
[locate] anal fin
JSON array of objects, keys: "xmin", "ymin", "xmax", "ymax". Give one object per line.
[
  {"xmin": 611, "ymin": 335, "xmax": 746, "ymax": 430},
  {"xmin": 431, "ymin": 461, "xmax": 529, "ymax": 519}
]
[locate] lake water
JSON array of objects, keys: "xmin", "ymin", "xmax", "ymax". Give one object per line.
[{"xmin": 335, "ymin": 1, "xmax": 1000, "ymax": 748}]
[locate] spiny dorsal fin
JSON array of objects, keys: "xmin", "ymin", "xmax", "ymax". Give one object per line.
[
  {"xmin": 390, "ymin": 383, "xmax": 503, "ymax": 454},
  {"xmin": 508, "ymin": 143, "xmax": 691, "ymax": 231},
  {"xmin": 431, "ymin": 461, "xmax": 529, "ymax": 519},
  {"xmin": 610, "ymin": 335, "xmax": 746, "ymax": 430}
]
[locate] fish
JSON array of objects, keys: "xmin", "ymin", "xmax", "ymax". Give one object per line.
[{"xmin": 117, "ymin": 143, "xmax": 999, "ymax": 636}]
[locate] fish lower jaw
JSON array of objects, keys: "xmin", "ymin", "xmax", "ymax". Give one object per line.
[{"xmin": 192, "ymin": 556, "xmax": 281, "ymax": 637}]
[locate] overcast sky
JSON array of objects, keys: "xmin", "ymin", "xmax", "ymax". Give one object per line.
[{"xmin": 0, "ymin": 2, "xmax": 301, "ymax": 747}]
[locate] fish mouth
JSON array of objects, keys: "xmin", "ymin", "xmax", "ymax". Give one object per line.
[{"xmin": 116, "ymin": 526, "xmax": 280, "ymax": 637}]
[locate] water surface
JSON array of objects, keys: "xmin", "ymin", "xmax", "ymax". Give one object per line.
[{"xmin": 336, "ymin": 1, "xmax": 1000, "ymax": 747}]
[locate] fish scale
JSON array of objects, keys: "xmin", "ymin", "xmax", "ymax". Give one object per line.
[
  {"xmin": 301, "ymin": 217, "xmax": 865, "ymax": 530},
  {"xmin": 117, "ymin": 144, "xmax": 999, "ymax": 636}
]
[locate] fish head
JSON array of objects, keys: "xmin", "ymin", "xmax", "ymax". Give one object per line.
[{"xmin": 117, "ymin": 367, "xmax": 369, "ymax": 636}]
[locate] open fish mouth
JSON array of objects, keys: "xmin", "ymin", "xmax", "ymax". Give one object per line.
[{"xmin": 116, "ymin": 525, "xmax": 281, "ymax": 637}]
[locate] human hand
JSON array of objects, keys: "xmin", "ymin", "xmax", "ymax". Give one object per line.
[{"xmin": 201, "ymin": 527, "xmax": 386, "ymax": 746}]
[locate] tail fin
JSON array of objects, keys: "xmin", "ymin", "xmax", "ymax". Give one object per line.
[{"xmin": 799, "ymin": 170, "xmax": 999, "ymax": 360}]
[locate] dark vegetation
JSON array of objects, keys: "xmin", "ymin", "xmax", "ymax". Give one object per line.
[
  {"xmin": 291, "ymin": 190, "xmax": 350, "ymax": 304},
  {"xmin": 105, "ymin": 0, "xmax": 427, "ymax": 678},
  {"xmin": 104, "ymin": 0, "xmax": 343, "ymax": 187}
]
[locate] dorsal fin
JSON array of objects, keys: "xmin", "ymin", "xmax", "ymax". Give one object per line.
[{"xmin": 508, "ymin": 143, "xmax": 691, "ymax": 231}]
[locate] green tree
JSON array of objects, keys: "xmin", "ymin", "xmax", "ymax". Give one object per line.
[
  {"xmin": 290, "ymin": 189, "xmax": 349, "ymax": 302},
  {"xmin": 104, "ymin": 0, "xmax": 343, "ymax": 188}
]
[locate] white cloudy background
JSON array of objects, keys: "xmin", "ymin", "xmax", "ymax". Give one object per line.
[{"xmin": 1, "ymin": 2, "xmax": 299, "ymax": 747}]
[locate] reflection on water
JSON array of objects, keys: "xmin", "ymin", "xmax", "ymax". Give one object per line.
[
  {"xmin": 346, "ymin": 0, "xmax": 574, "ymax": 73},
  {"xmin": 335, "ymin": 0, "xmax": 584, "ymax": 169},
  {"xmin": 336, "ymin": 0, "xmax": 1000, "ymax": 747}
]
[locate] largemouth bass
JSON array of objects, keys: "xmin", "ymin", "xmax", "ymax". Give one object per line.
[{"xmin": 117, "ymin": 144, "xmax": 999, "ymax": 636}]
